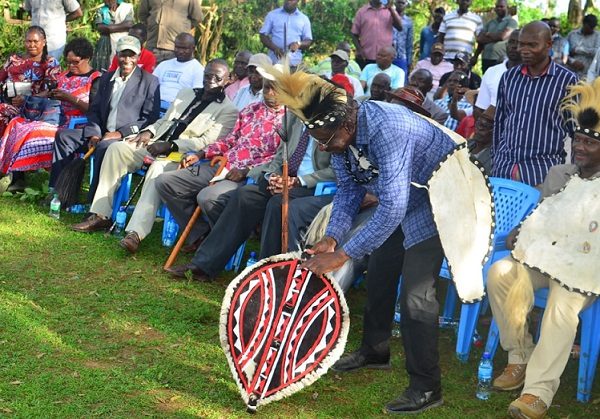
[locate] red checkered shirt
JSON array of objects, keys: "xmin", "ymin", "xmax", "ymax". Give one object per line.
[{"xmin": 204, "ymin": 101, "xmax": 284, "ymax": 170}]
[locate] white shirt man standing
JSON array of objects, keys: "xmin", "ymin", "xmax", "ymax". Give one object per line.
[{"xmin": 152, "ymin": 33, "xmax": 204, "ymax": 104}]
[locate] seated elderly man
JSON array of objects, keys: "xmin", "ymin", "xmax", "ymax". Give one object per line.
[
  {"xmin": 487, "ymin": 79, "xmax": 600, "ymax": 419},
  {"xmin": 49, "ymin": 35, "xmax": 161, "ymax": 201},
  {"xmin": 153, "ymin": 77, "xmax": 285, "ymax": 254},
  {"xmin": 71, "ymin": 59, "xmax": 238, "ymax": 241},
  {"xmin": 320, "ymin": 49, "xmax": 364, "ymax": 98},
  {"xmin": 360, "ymin": 46, "xmax": 405, "ymax": 95},
  {"xmin": 164, "ymin": 112, "xmax": 335, "ymax": 281},
  {"xmin": 357, "ymin": 73, "xmax": 391, "ymax": 102},
  {"xmin": 232, "ymin": 53, "xmax": 272, "ymax": 110},
  {"xmin": 152, "ymin": 33, "xmax": 204, "ymax": 104}
]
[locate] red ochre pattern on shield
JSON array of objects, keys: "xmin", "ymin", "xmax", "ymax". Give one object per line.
[{"xmin": 226, "ymin": 258, "xmax": 344, "ymax": 402}]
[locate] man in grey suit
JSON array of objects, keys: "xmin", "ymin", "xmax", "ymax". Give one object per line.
[
  {"xmin": 164, "ymin": 113, "xmax": 335, "ymax": 281},
  {"xmin": 50, "ymin": 36, "xmax": 161, "ymax": 200}
]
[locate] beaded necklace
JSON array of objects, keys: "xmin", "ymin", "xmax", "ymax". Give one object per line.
[{"xmin": 344, "ymin": 144, "xmax": 379, "ymax": 184}]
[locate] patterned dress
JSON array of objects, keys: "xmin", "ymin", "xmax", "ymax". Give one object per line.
[
  {"xmin": 0, "ymin": 54, "xmax": 61, "ymax": 135},
  {"xmin": 0, "ymin": 70, "xmax": 100, "ymax": 174}
]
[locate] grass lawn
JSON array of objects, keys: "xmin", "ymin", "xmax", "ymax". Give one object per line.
[{"xmin": 1, "ymin": 196, "xmax": 599, "ymax": 418}]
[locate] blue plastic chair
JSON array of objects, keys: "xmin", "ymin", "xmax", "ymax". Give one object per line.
[
  {"xmin": 445, "ymin": 177, "xmax": 540, "ymax": 362},
  {"xmin": 484, "ymin": 288, "xmax": 600, "ymax": 403},
  {"xmin": 67, "ymin": 116, "xmax": 95, "ymax": 185},
  {"xmin": 393, "ymin": 178, "xmax": 540, "ymax": 361}
]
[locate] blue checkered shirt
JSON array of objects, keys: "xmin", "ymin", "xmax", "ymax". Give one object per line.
[{"xmin": 325, "ymin": 101, "xmax": 456, "ymax": 258}]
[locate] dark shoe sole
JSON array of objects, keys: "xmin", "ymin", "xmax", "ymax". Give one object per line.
[
  {"xmin": 386, "ymin": 398, "xmax": 444, "ymax": 415},
  {"xmin": 331, "ymin": 360, "xmax": 391, "ymax": 373},
  {"xmin": 119, "ymin": 240, "xmax": 139, "ymax": 254}
]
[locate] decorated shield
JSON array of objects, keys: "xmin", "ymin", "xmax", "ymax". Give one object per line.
[
  {"xmin": 220, "ymin": 253, "xmax": 349, "ymax": 412},
  {"xmin": 513, "ymin": 175, "xmax": 600, "ymax": 296}
]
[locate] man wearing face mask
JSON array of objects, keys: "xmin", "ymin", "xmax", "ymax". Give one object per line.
[{"xmin": 72, "ymin": 59, "xmax": 238, "ymax": 246}]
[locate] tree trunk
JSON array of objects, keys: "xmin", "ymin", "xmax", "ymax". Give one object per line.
[
  {"xmin": 584, "ymin": 0, "xmax": 596, "ymax": 12},
  {"xmin": 568, "ymin": 0, "xmax": 582, "ymax": 27}
]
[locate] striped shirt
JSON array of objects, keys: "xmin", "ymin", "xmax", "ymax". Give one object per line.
[
  {"xmin": 434, "ymin": 95, "xmax": 473, "ymax": 131},
  {"xmin": 492, "ymin": 62, "xmax": 577, "ymax": 186},
  {"xmin": 439, "ymin": 10, "xmax": 483, "ymax": 60},
  {"xmin": 325, "ymin": 101, "xmax": 456, "ymax": 258}
]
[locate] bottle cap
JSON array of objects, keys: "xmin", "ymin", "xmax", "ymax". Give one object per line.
[
  {"xmin": 250, "ymin": 251, "xmax": 257, "ymax": 258},
  {"xmin": 482, "ymin": 352, "xmax": 491, "ymax": 359}
]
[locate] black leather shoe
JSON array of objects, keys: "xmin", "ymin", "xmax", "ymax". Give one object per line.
[
  {"xmin": 385, "ymin": 388, "xmax": 443, "ymax": 414},
  {"xmin": 330, "ymin": 349, "xmax": 391, "ymax": 372}
]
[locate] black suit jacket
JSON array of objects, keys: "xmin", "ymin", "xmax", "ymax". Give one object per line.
[{"xmin": 83, "ymin": 67, "xmax": 161, "ymax": 139}]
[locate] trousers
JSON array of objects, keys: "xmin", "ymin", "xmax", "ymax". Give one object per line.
[
  {"xmin": 50, "ymin": 128, "xmax": 118, "ymax": 201},
  {"xmin": 89, "ymin": 140, "xmax": 178, "ymax": 240},
  {"xmin": 487, "ymin": 256, "xmax": 595, "ymax": 406},
  {"xmin": 155, "ymin": 163, "xmax": 242, "ymax": 244},
  {"xmin": 190, "ymin": 183, "xmax": 316, "ymax": 276},
  {"xmin": 361, "ymin": 227, "xmax": 444, "ymax": 392}
]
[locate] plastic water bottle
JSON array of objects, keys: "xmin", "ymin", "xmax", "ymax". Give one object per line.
[
  {"xmin": 162, "ymin": 217, "xmax": 179, "ymax": 247},
  {"xmin": 391, "ymin": 300, "xmax": 401, "ymax": 338},
  {"xmin": 476, "ymin": 352, "xmax": 493, "ymax": 400},
  {"xmin": 246, "ymin": 251, "xmax": 258, "ymax": 268},
  {"xmin": 114, "ymin": 208, "xmax": 127, "ymax": 237},
  {"xmin": 49, "ymin": 194, "xmax": 61, "ymax": 219}
]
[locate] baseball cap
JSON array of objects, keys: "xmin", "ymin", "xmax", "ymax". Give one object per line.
[
  {"xmin": 330, "ymin": 49, "xmax": 349, "ymax": 62},
  {"xmin": 256, "ymin": 63, "xmax": 284, "ymax": 81},
  {"xmin": 454, "ymin": 52, "xmax": 471, "ymax": 64},
  {"xmin": 247, "ymin": 53, "xmax": 272, "ymax": 69},
  {"xmin": 431, "ymin": 43, "xmax": 444, "ymax": 55},
  {"xmin": 116, "ymin": 36, "xmax": 141, "ymax": 54}
]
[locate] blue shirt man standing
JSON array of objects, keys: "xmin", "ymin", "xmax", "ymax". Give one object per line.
[
  {"xmin": 259, "ymin": 0, "xmax": 313, "ymax": 67},
  {"xmin": 263, "ymin": 66, "xmax": 460, "ymax": 415}
]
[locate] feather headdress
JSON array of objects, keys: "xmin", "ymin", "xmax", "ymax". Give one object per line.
[
  {"xmin": 562, "ymin": 77, "xmax": 600, "ymax": 140},
  {"xmin": 257, "ymin": 63, "xmax": 349, "ymax": 129}
]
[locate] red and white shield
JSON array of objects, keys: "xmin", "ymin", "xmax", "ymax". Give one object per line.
[{"xmin": 220, "ymin": 253, "xmax": 349, "ymax": 411}]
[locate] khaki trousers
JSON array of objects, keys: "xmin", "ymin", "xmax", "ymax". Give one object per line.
[
  {"xmin": 89, "ymin": 141, "xmax": 177, "ymax": 240},
  {"xmin": 487, "ymin": 256, "xmax": 595, "ymax": 406}
]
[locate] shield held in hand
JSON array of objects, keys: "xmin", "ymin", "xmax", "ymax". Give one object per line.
[{"xmin": 220, "ymin": 253, "xmax": 350, "ymax": 412}]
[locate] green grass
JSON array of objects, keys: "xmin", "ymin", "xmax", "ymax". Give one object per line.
[{"xmin": 1, "ymin": 197, "xmax": 599, "ymax": 418}]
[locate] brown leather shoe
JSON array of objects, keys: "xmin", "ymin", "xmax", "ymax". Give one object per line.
[
  {"xmin": 72, "ymin": 214, "xmax": 112, "ymax": 232},
  {"xmin": 493, "ymin": 363, "xmax": 526, "ymax": 391},
  {"xmin": 119, "ymin": 231, "xmax": 141, "ymax": 254},
  {"xmin": 164, "ymin": 263, "xmax": 211, "ymax": 282},
  {"xmin": 508, "ymin": 394, "xmax": 548, "ymax": 419}
]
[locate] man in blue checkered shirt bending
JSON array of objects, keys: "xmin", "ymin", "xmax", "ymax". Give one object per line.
[{"xmin": 265, "ymin": 65, "xmax": 458, "ymax": 414}]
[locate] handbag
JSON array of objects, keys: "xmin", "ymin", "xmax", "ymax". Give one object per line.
[{"xmin": 22, "ymin": 95, "xmax": 61, "ymax": 125}]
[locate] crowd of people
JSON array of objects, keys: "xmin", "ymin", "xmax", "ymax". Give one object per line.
[{"xmin": 0, "ymin": 0, "xmax": 599, "ymax": 417}]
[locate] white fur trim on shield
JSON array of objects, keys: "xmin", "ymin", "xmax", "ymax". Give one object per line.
[
  {"xmin": 428, "ymin": 144, "xmax": 494, "ymax": 303},
  {"xmin": 512, "ymin": 175, "xmax": 600, "ymax": 296}
]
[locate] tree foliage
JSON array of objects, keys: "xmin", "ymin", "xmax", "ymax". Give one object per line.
[{"xmin": 0, "ymin": 0, "xmax": 595, "ymax": 65}]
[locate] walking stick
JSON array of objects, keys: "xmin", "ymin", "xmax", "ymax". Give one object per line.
[
  {"xmin": 106, "ymin": 155, "xmax": 156, "ymax": 236},
  {"xmin": 163, "ymin": 156, "xmax": 228, "ymax": 269},
  {"xmin": 280, "ymin": 22, "xmax": 290, "ymax": 253}
]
